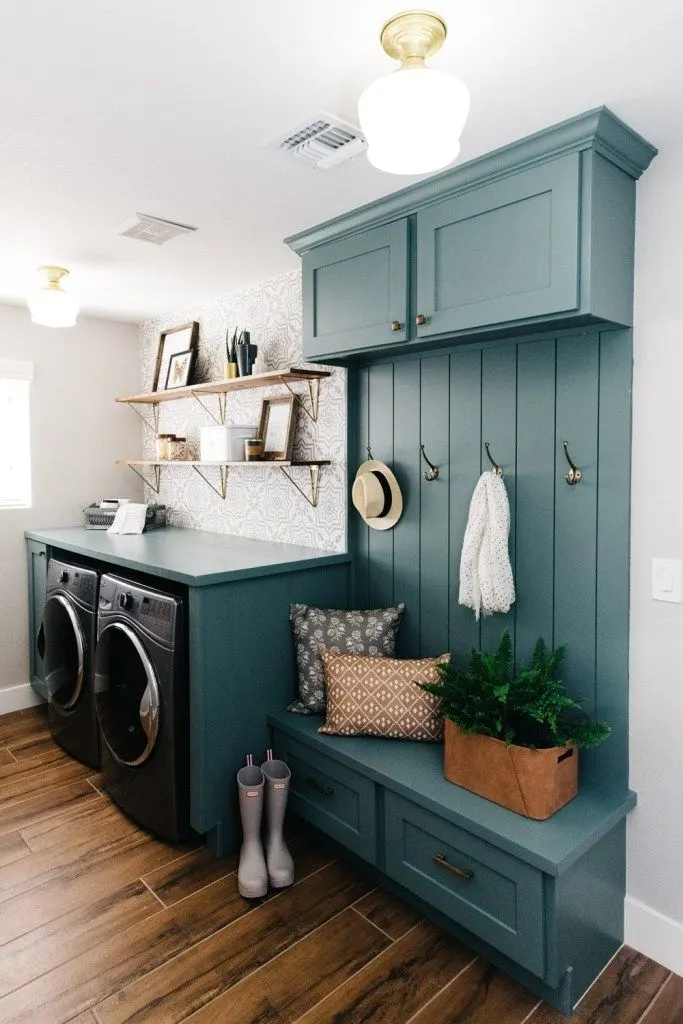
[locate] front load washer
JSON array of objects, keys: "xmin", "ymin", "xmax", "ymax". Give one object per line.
[
  {"xmin": 94, "ymin": 574, "xmax": 188, "ymax": 841},
  {"xmin": 42, "ymin": 558, "xmax": 100, "ymax": 768}
]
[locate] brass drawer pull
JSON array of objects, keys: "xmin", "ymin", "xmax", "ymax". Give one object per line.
[
  {"xmin": 433, "ymin": 852, "xmax": 474, "ymax": 880},
  {"xmin": 306, "ymin": 776, "xmax": 334, "ymax": 796},
  {"xmin": 389, "ymin": 320, "xmax": 403, "ymax": 332},
  {"xmin": 415, "ymin": 313, "xmax": 428, "ymax": 326}
]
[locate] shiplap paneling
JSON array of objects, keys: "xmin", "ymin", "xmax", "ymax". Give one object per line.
[{"xmin": 351, "ymin": 328, "xmax": 632, "ymax": 786}]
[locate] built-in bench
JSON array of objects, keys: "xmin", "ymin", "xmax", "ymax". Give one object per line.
[{"xmin": 268, "ymin": 709, "xmax": 635, "ymax": 1016}]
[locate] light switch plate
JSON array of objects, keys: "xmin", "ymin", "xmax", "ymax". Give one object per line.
[{"xmin": 652, "ymin": 558, "xmax": 683, "ymax": 603}]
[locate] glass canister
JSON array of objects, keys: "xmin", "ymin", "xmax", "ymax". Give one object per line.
[
  {"xmin": 168, "ymin": 436, "xmax": 187, "ymax": 460},
  {"xmin": 244, "ymin": 437, "xmax": 264, "ymax": 461},
  {"xmin": 155, "ymin": 434, "xmax": 175, "ymax": 460}
]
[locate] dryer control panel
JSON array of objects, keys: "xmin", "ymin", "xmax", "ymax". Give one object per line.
[
  {"xmin": 99, "ymin": 575, "xmax": 180, "ymax": 646},
  {"xmin": 47, "ymin": 559, "xmax": 98, "ymax": 609}
]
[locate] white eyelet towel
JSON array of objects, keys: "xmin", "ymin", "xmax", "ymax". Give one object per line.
[{"xmin": 459, "ymin": 471, "xmax": 515, "ymax": 620}]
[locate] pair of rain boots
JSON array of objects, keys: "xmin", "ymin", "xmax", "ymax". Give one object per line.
[{"xmin": 237, "ymin": 749, "xmax": 294, "ymax": 899}]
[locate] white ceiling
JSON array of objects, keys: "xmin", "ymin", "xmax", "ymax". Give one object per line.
[{"xmin": 0, "ymin": 0, "xmax": 681, "ymax": 324}]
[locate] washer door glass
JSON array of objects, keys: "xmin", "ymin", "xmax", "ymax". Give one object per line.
[
  {"xmin": 94, "ymin": 623, "xmax": 160, "ymax": 767},
  {"xmin": 43, "ymin": 595, "xmax": 85, "ymax": 711}
]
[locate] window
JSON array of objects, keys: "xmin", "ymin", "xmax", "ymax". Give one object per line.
[{"xmin": 0, "ymin": 360, "xmax": 33, "ymax": 509}]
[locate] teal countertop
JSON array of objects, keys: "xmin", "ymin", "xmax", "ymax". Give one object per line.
[
  {"xmin": 26, "ymin": 526, "xmax": 351, "ymax": 587},
  {"xmin": 268, "ymin": 709, "xmax": 636, "ymax": 876}
]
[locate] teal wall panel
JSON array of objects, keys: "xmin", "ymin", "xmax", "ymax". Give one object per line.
[
  {"xmin": 367, "ymin": 362, "xmax": 395, "ymax": 608},
  {"xmin": 449, "ymin": 348, "xmax": 482, "ymax": 662},
  {"xmin": 554, "ymin": 335, "xmax": 599, "ymax": 780},
  {"xmin": 393, "ymin": 360, "xmax": 422, "ymax": 656},
  {"xmin": 515, "ymin": 340, "xmax": 557, "ymax": 667},
  {"xmin": 480, "ymin": 346, "xmax": 518, "ymax": 653},
  {"xmin": 419, "ymin": 355, "xmax": 450, "ymax": 656},
  {"xmin": 595, "ymin": 330, "xmax": 632, "ymax": 789},
  {"xmin": 354, "ymin": 366, "xmax": 370, "ymax": 607},
  {"xmin": 351, "ymin": 327, "xmax": 631, "ymax": 789}
]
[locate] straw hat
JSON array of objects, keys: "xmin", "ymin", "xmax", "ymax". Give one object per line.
[{"xmin": 351, "ymin": 460, "xmax": 403, "ymax": 531}]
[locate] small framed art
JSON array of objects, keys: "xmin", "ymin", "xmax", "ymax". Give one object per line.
[
  {"xmin": 258, "ymin": 395, "xmax": 296, "ymax": 461},
  {"xmin": 165, "ymin": 348, "xmax": 196, "ymax": 390},
  {"xmin": 151, "ymin": 321, "xmax": 199, "ymax": 392}
]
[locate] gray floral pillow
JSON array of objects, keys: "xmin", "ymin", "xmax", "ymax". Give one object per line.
[{"xmin": 288, "ymin": 603, "xmax": 405, "ymax": 715}]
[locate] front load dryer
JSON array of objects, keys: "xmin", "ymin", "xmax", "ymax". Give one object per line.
[
  {"xmin": 94, "ymin": 574, "xmax": 188, "ymax": 841},
  {"xmin": 42, "ymin": 558, "xmax": 100, "ymax": 768}
]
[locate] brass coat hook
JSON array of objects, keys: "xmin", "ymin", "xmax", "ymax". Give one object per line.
[
  {"xmin": 562, "ymin": 441, "xmax": 582, "ymax": 485},
  {"xmin": 484, "ymin": 441, "xmax": 503, "ymax": 476},
  {"xmin": 366, "ymin": 443, "xmax": 373, "ymax": 460},
  {"xmin": 420, "ymin": 444, "xmax": 439, "ymax": 481}
]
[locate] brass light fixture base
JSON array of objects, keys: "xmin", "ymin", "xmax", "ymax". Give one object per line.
[
  {"xmin": 379, "ymin": 10, "xmax": 447, "ymax": 66},
  {"xmin": 38, "ymin": 265, "xmax": 70, "ymax": 288}
]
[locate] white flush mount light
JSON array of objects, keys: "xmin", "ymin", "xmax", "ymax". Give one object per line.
[
  {"xmin": 28, "ymin": 265, "xmax": 80, "ymax": 328},
  {"xmin": 358, "ymin": 10, "xmax": 470, "ymax": 176}
]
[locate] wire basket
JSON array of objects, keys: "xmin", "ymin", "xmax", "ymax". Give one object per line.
[{"xmin": 83, "ymin": 503, "xmax": 167, "ymax": 531}]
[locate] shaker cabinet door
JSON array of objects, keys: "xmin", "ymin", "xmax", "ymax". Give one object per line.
[
  {"xmin": 302, "ymin": 219, "xmax": 409, "ymax": 360},
  {"xmin": 416, "ymin": 153, "xmax": 581, "ymax": 338}
]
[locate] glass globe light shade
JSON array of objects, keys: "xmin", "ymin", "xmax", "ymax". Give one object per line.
[
  {"xmin": 28, "ymin": 267, "xmax": 79, "ymax": 327},
  {"xmin": 358, "ymin": 66, "xmax": 470, "ymax": 175}
]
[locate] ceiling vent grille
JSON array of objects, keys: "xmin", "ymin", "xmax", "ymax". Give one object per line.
[
  {"xmin": 115, "ymin": 213, "xmax": 197, "ymax": 245},
  {"xmin": 268, "ymin": 113, "xmax": 367, "ymax": 169}
]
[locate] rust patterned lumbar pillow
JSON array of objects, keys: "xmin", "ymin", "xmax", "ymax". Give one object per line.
[{"xmin": 318, "ymin": 649, "xmax": 449, "ymax": 742}]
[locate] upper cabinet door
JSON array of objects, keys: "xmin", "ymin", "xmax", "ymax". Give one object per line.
[
  {"xmin": 302, "ymin": 220, "xmax": 409, "ymax": 361},
  {"xmin": 416, "ymin": 154, "xmax": 581, "ymax": 338}
]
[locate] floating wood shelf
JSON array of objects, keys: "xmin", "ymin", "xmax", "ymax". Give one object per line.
[
  {"xmin": 116, "ymin": 368, "xmax": 331, "ymax": 427},
  {"xmin": 117, "ymin": 459, "xmax": 331, "ymax": 506}
]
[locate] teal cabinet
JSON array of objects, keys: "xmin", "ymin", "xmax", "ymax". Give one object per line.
[
  {"xmin": 302, "ymin": 219, "xmax": 409, "ymax": 359},
  {"xmin": 26, "ymin": 540, "xmax": 47, "ymax": 699},
  {"xmin": 288, "ymin": 108, "xmax": 656, "ymax": 362},
  {"xmin": 415, "ymin": 154, "xmax": 580, "ymax": 337}
]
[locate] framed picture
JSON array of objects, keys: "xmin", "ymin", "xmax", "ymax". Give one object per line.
[
  {"xmin": 151, "ymin": 321, "xmax": 199, "ymax": 392},
  {"xmin": 165, "ymin": 348, "xmax": 196, "ymax": 390},
  {"xmin": 258, "ymin": 395, "xmax": 296, "ymax": 461}
]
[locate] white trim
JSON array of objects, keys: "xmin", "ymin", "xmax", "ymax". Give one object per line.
[
  {"xmin": 625, "ymin": 894, "xmax": 683, "ymax": 975},
  {"xmin": 0, "ymin": 359, "xmax": 33, "ymax": 381},
  {"xmin": 0, "ymin": 682, "xmax": 45, "ymax": 715}
]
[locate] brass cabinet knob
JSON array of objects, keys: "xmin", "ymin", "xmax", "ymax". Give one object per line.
[
  {"xmin": 389, "ymin": 320, "xmax": 403, "ymax": 332},
  {"xmin": 416, "ymin": 313, "xmax": 428, "ymax": 326}
]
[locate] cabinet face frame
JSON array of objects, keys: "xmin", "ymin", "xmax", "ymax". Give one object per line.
[
  {"xmin": 302, "ymin": 219, "xmax": 409, "ymax": 359},
  {"xmin": 415, "ymin": 153, "xmax": 582, "ymax": 339}
]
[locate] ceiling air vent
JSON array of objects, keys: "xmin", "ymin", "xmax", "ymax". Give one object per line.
[
  {"xmin": 268, "ymin": 113, "xmax": 367, "ymax": 169},
  {"xmin": 115, "ymin": 213, "xmax": 197, "ymax": 245}
]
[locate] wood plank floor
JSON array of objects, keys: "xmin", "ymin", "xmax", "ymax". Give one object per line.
[{"xmin": 0, "ymin": 705, "xmax": 677, "ymax": 1024}]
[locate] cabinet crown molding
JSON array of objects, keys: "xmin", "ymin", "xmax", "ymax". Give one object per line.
[{"xmin": 285, "ymin": 106, "xmax": 657, "ymax": 255}]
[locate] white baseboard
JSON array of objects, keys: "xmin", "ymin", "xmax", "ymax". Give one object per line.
[
  {"xmin": 0, "ymin": 682, "xmax": 45, "ymax": 715},
  {"xmin": 625, "ymin": 895, "xmax": 683, "ymax": 974}
]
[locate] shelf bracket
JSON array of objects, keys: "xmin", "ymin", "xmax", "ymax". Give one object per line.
[
  {"xmin": 191, "ymin": 391, "xmax": 228, "ymax": 426},
  {"xmin": 192, "ymin": 464, "xmax": 228, "ymax": 500},
  {"xmin": 279, "ymin": 464, "xmax": 322, "ymax": 508},
  {"xmin": 125, "ymin": 463, "xmax": 161, "ymax": 494},
  {"xmin": 278, "ymin": 377, "xmax": 321, "ymax": 423},
  {"xmin": 128, "ymin": 403, "xmax": 160, "ymax": 435}
]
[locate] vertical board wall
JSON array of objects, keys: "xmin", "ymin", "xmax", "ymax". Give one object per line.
[{"xmin": 352, "ymin": 327, "xmax": 631, "ymax": 788}]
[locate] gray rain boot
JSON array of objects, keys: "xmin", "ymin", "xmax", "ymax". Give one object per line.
[
  {"xmin": 236, "ymin": 755, "xmax": 268, "ymax": 899},
  {"xmin": 262, "ymin": 749, "xmax": 295, "ymax": 889}
]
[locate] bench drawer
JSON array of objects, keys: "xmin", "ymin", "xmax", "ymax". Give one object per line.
[
  {"xmin": 273, "ymin": 730, "xmax": 377, "ymax": 864},
  {"xmin": 384, "ymin": 791, "xmax": 545, "ymax": 976}
]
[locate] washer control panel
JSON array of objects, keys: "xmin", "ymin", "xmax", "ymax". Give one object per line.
[{"xmin": 47, "ymin": 559, "xmax": 98, "ymax": 607}]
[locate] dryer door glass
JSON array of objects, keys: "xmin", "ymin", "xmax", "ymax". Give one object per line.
[
  {"xmin": 94, "ymin": 623, "xmax": 161, "ymax": 767},
  {"xmin": 43, "ymin": 595, "xmax": 85, "ymax": 711}
]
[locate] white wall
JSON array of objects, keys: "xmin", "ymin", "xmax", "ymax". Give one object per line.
[
  {"xmin": 627, "ymin": 138, "xmax": 683, "ymax": 971},
  {"xmin": 0, "ymin": 304, "xmax": 141, "ymax": 708}
]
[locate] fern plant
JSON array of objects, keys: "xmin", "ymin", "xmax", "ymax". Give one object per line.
[{"xmin": 420, "ymin": 630, "xmax": 610, "ymax": 750}]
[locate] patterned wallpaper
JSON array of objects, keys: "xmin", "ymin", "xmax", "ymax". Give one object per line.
[{"xmin": 139, "ymin": 270, "xmax": 347, "ymax": 552}]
